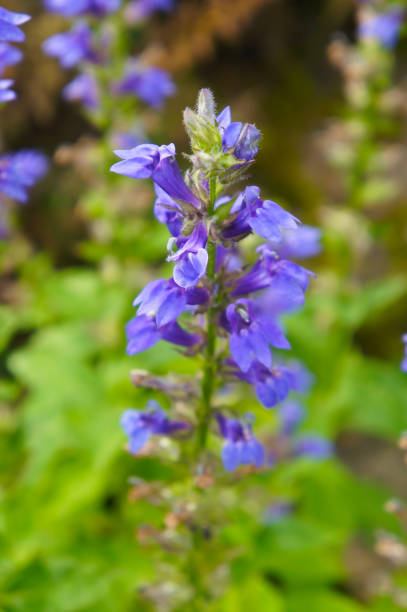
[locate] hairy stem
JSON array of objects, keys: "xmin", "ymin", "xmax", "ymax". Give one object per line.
[{"xmin": 196, "ymin": 177, "xmax": 218, "ymax": 453}]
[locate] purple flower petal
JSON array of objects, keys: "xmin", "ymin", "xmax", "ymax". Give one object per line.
[{"xmin": 156, "ymin": 287, "xmax": 187, "ymax": 327}]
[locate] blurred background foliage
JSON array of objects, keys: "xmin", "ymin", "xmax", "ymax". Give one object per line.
[{"xmin": 1, "ymin": 0, "xmax": 407, "ymax": 610}]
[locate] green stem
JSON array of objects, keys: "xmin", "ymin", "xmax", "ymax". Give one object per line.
[{"xmin": 196, "ymin": 177, "xmax": 218, "ymax": 453}]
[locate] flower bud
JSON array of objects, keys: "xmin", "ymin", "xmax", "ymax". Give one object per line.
[{"xmin": 183, "ymin": 106, "xmax": 221, "ymax": 155}]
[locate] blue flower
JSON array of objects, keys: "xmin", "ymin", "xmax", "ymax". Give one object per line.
[
  {"xmin": 121, "ymin": 400, "xmax": 189, "ymax": 455},
  {"xmin": 217, "ymin": 413, "xmax": 264, "ymax": 471},
  {"xmin": 225, "ymin": 298, "xmax": 290, "ymax": 372},
  {"xmin": 293, "ymin": 436, "xmax": 333, "ymax": 460},
  {"xmin": 110, "ymin": 143, "xmax": 201, "ymax": 208},
  {"xmin": 358, "ymin": 8, "xmax": 404, "ymax": 49},
  {"xmin": 0, "ymin": 78, "xmax": 15, "ymax": 103},
  {"xmin": 126, "ymin": 313, "xmax": 199, "ymax": 356},
  {"xmin": 280, "ymin": 359, "xmax": 314, "ymax": 394},
  {"xmin": 125, "ymin": 0, "xmax": 175, "ymax": 22},
  {"xmin": 216, "ymin": 106, "xmax": 261, "ymax": 162},
  {"xmin": 401, "ymin": 334, "xmax": 407, "ymax": 372},
  {"xmin": 230, "ymin": 244, "xmax": 314, "ymax": 312},
  {"xmin": 167, "ymin": 222, "xmax": 208, "ymax": 289},
  {"xmin": 0, "ymin": 42, "xmax": 22, "ymax": 73},
  {"xmin": 216, "ymin": 244, "xmax": 242, "ymax": 273},
  {"xmin": 275, "ymin": 225, "xmax": 322, "ymax": 260},
  {"xmin": 278, "ymin": 401, "xmax": 304, "ymax": 436},
  {"xmin": 133, "ymin": 277, "xmax": 208, "ymax": 327},
  {"xmin": 113, "ymin": 64, "xmax": 175, "ymax": 108},
  {"xmin": 265, "ymin": 501, "xmax": 293, "ymax": 524},
  {"xmin": 241, "ymin": 361, "xmax": 294, "ymax": 408},
  {"xmin": 63, "ymin": 73, "xmax": 99, "ymax": 109},
  {"xmin": 111, "ymin": 128, "xmax": 147, "ymax": 151},
  {"xmin": 154, "ymin": 184, "xmax": 183, "ymax": 237},
  {"xmin": 44, "ymin": 0, "xmax": 121, "ymax": 17},
  {"xmin": 0, "ymin": 150, "xmax": 48, "ymax": 203},
  {"xmin": 43, "ymin": 22, "xmax": 97, "ymax": 69},
  {"xmin": 0, "ymin": 7, "xmax": 30, "ymax": 43},
  {"xmin": 231, "ymin": 359, "xmax": 310, "ymax": 409},
  {"xmin": 134, "ymin": 278, "xmax": 188, "ymax": 327},
  {"xmin": 275, "ymin": 399, "xmax": 332, "ymax": 461},
  {"xmin": 223, "ymin": 186, "xmax": 299, "ymax": 243}
]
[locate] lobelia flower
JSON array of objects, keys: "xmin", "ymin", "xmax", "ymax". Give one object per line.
[
  {"xmin": 0, "ymin": 150, "xmax": 48, "ymax": 203},
  {"xmin": 278, "ymin": 400, "xmax": 304, "ymax": 436},
  {"xmin": 401, "ymin": 334, "xmax": 407, "ymax": 372},
  {"xmin": 167, "ymin": 222, "xmax": 208, "ymax": 289},
  {"xmin": 0, "ymin": 13, "xmax": 29, "ymax": 105},
  {"xmin": 238, "ymin": 361, "xmax": 294, "ymax": 408},
  {"xmin": 216, "ymin": 244, "xmax": 242, "ymax": 273},
  {"xmin": 126, "ymin": 314, "xmax": 200, "ymax": 356},
  {"xmin": 275, "ymin": 225, "xmax": 322, "ymax": 260},
  {"xmin": 154, "ymin": 184, "xmax": 183, "ymax": 237},
  {"xmin": 230, "ymin": 244, "xmax": 314, "ymax": 311},
  {"xmin": 0, "ymin": 78, "xmax": 15, "ymax": 103},
  {"xmin": 0, "ymin": 42, "xmax": 22, "ymax": 73},
  {"xmin": 281, "ymin": 359, "xmax": 314, "ymax": 393},
  {"xmin": 126, "ymin": 276, "xmax": 207, "ymax": 355},
  {"xmin": 44, "ymin": 0, "xmax": 122, "ymax": 17},
  {"xmin": 293, "ymin": 436, "xmax": 333, "ymax": 460},
  {"xmin": 224, "ymin": 298, "xmax": 290, "ymax": 372},
  {"xmin": 216, "ymin": 106, "xmax": 261, "ymax": 162},
  {"xmin": 231, "ymin": 359, "xmax": 311, "ymax": 409},
  {"xmin": 63, "ymin": 73, "xmax": 100, "ymax": 109},
  {"xmin": 134, "ymin": 277, "xmax": 207, "ymax": 327},
  {"xmin": 110, "ymin": 143, "xmax": 201, "ymax": 208},
  {"xmin": 124, "ymin": 0, "xmax": 175, "ymax": 22},
  {"xmin": 121, "ymin": 400, "xmax": 189, "ymax": 455},
  {"xmin": 0, "ymin": 7, "xmax": 30, "ymax": 43},
  {"xmin": 358, "ymin": 8, "xmax": 404, "ymax": 48},
  {"xmin": 275, "ymin": 399, "xmax": 333, "ymax": 461},
  {"xmin": 216, "ymin": 413, "xmax": 264, "ymax": 471},
  {"xmin": 183, "ymin": 90, "xmax": 262, "ymax": 180},
  {"xmin": 222, "ymin": 186, "xmax": 299, "ymax": 243},
  {"xmin": 111, "ymin": 128, "xmax": 147, "ymax": 151},
  {"xmin": 42, "ymin": 22, "xmax": 98, "ymax": 69},
  {"xmin": 113, "ymin": 63, "xmax": 175, "ymax": 108}
]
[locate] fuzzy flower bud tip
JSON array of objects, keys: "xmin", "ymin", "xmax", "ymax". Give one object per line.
[
  {"xmin": 0, "ymin": 7, "xmax": 30, "ymax": 43},
  {"xmin": 197, "ymin": 88, "xmax": 216, "ymax": 125}
]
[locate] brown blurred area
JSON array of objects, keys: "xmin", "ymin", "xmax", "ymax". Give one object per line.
[{"xmin": 0, "ymin": 1, "xmax": 359, "ymax": 263}]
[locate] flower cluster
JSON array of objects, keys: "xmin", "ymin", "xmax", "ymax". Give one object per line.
[
  {"xmin": 0, "ymin": 151, "xmax": 48, "ymax": 204},
  {"xmin": 0, "ymin": 7, "xmax": 31, "ymax": 103},
  {"xmin": 42, "ymin": 0, "xmax": 176, "ymax": 113},
  {"xmin": 0, "ymin": 8, "xmax": 48, "ymax": 237},
  {"xmin": 113, "ymin": 89, "xmax": 327, "ymax": 472}
]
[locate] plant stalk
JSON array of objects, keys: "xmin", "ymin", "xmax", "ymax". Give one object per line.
[{"xmin": 196, "ymin": 177, "xmax": 218, "ymax": 453}]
